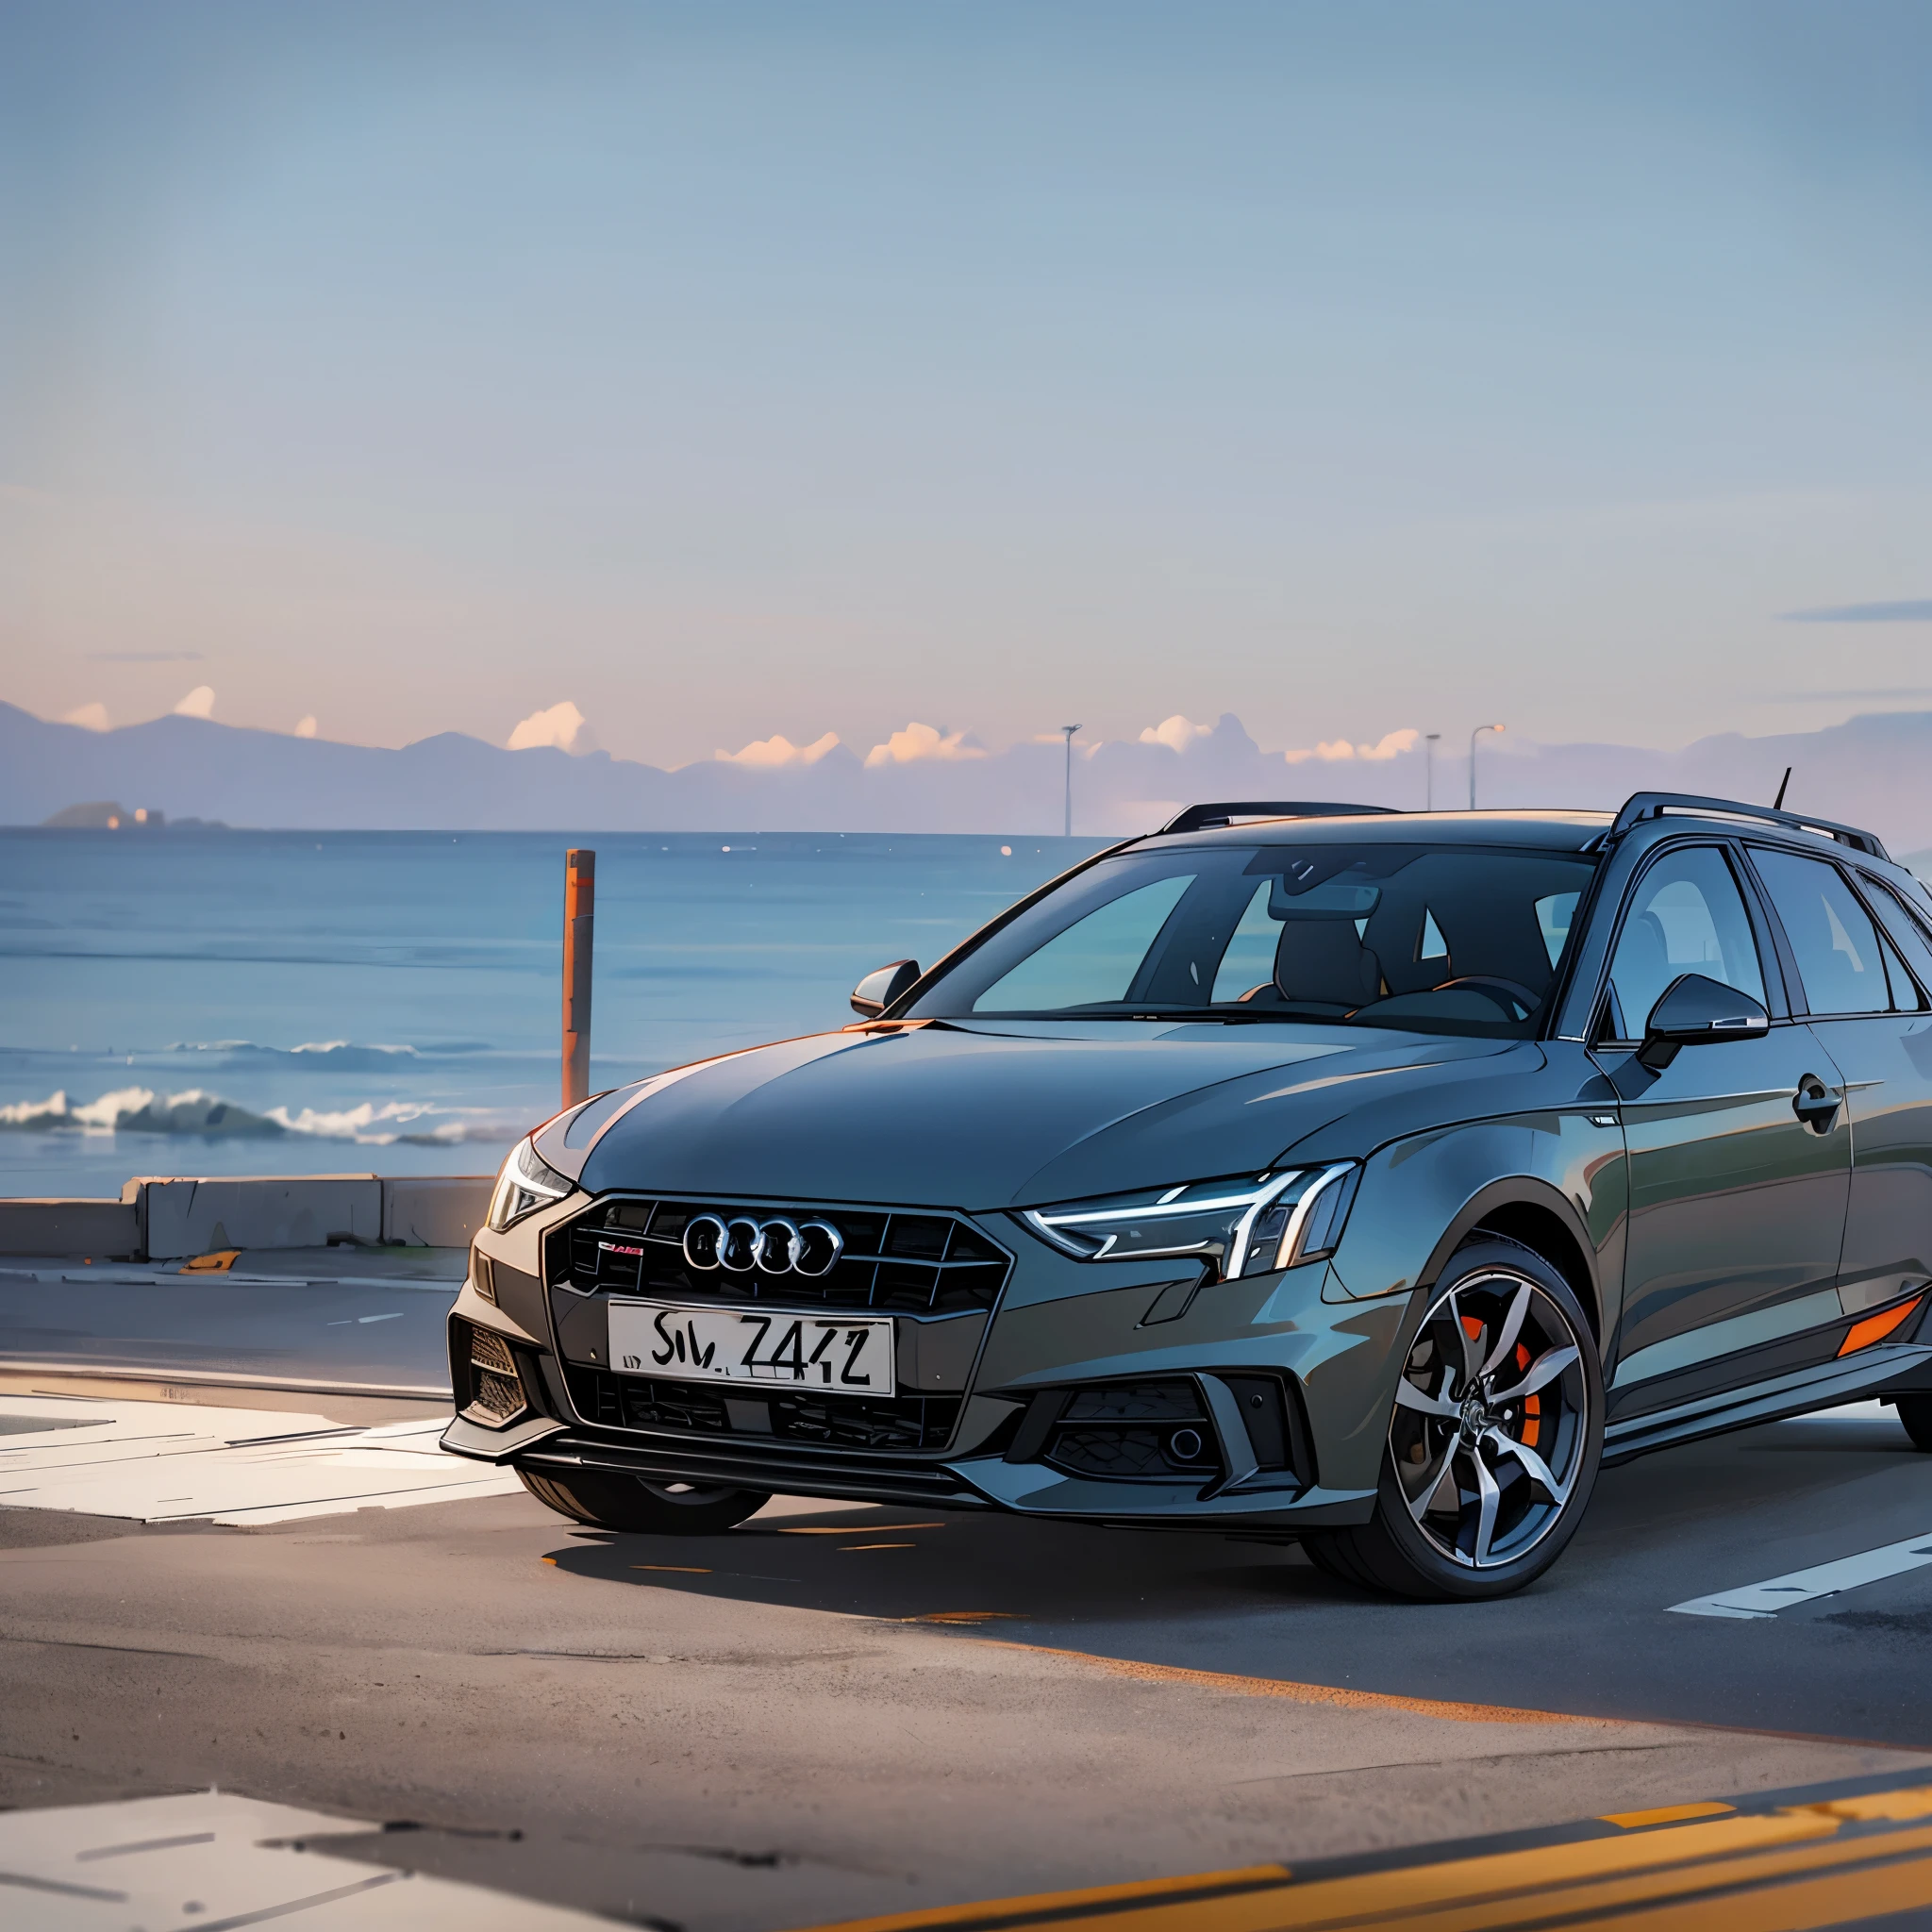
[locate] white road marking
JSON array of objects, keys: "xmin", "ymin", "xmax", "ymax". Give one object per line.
[
  {"xmin": 1669, "ymin": 1528, "xmax": 1932, "ymax": 1620},
  {"xmin": 0, "ymin": 1790, "xmax": 609, "ymax": 1927},
  {"xmin": 0, "ymin": 1392, "xmax": 521, "ymax": 1524}
]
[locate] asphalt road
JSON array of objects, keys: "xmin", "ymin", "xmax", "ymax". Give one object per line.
[
  {"xmin": 5, "ymin": 1272, "xmax": 1932, "ymax": 1927},
  {"xmin": 0, "ymin": 1253, "xmax": 458, "ymax": 1396}
]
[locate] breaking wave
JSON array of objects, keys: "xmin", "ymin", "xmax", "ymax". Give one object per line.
[
  {"xmin": 0, "ymin": 1088, "xmax": 513, "ymax": 1146},
  {"xmin": 158, "ymin": 1039, "xmax": 494, "ymax": 1074}
]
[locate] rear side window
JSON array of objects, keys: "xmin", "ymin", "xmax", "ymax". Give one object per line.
[
  {"xmin": 1605, "ymin": 846, "xmax": 1765, "ymax": 1040},
  {"xmin": 1749, "ymin": 848, "xmax": 1890, "ymax": 1016},
  {"xmin": 1853, "ymin": 874, "xmax": 1932, "ymax": 1011}
]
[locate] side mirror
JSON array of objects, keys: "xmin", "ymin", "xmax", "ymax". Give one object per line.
[
  {"xmin": 851, "ymin": 958, "xmax": 921, "ymax": 1019},
  {"xmin": 1637, "ymin": 973, "xmax": 1770, "ymax": 1071}
]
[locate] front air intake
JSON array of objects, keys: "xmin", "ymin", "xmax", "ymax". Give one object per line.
[
  {"xmin": 1046, "ymin": 1380, "xmax": 1223, "ymax": 1483},
  {"xmin": 458, "ymin": 1320, "xmax": 527, "ymax": 1427}
]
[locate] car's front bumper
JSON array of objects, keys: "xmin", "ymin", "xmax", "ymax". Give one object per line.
[{"xmin": 442, "ymin": 1194, "xmax": 1416, "ymax": 1529}]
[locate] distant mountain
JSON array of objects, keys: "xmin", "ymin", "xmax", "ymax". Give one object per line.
[{"xmin": 5, "ymin": 700, "xmax": 1932, "ymax": 848}]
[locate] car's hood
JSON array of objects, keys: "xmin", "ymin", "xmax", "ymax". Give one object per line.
[{"xmin": 561, "ymin": 1020, "xmax": 1530, "ymax": 1209}]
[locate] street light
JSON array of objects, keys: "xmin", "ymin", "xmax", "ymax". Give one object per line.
[
  {"xmin": 1469, "ymin": 723, "xmax": 1505, "ymax": 810},
  {"xmin": 1424, "ymin": 733, "xmax": 1441, "ymax": 810},
  {"xmin": 1060, "ymin": 724, "xmax": 1081, "ymax": 837}
]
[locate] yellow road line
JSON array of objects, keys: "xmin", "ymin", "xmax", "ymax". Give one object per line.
[
  {"xmin": 983, "ymin": 1641, "xmax": 1617, "ymax": 1727},
  {"xmin": 1602, "ymin": 1802, "xmax": 1736, "ymax": 1828},
  {"xmin": 1278, "ymin": 1819, "xmax": 1932, "ymax": 1932},
  {"xmin": 1807, "ymin": 1786, "xmax": 1932, "ymax": 1824},
  {"xmin": 802, "ymin": 1865, "xmax": 1293, "ymax": 1932},
  {"xmin": 800, "ymin": 1801, "xmax": 1932, "ymax": 1932},
  {"xmin": 1586, "ymin": 1846, "xmax": 1932, "ymax": 1928}
]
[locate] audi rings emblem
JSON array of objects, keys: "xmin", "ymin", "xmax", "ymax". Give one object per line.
[{"xmin": 681, "ymin": 1212, "xmax": 844, "ymax": 1278}]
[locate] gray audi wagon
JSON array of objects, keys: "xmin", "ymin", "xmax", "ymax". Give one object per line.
[{"xmin": 443, "ymin": 793, "xmax": 1932, "ymax": 1598}]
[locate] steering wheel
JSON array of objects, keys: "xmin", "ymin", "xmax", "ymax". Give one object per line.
[{"xmin": 1436, "ymin": 975, "xmax": 1541, "ymax": 1018}]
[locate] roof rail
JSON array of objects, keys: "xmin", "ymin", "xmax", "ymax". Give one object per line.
[
  {"xmin": 1607, "ymin": 791, "xmax": 1890, "ymax": 861},
  {"xmin": 1158, "ymin": 800, "xmax": 1399, "ymax": 836}
]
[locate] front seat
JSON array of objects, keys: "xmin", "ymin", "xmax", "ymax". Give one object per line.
[{"xmin": 1274, "ymin": 917, "xmax": 1382, "ymax": 1012}]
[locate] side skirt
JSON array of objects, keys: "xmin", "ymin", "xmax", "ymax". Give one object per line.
[{"xmin": 1602, "ymin": 1341, "xmax": 1932, "ymax": 1466}]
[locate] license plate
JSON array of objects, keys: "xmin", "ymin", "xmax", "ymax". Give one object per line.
[{"xmin": 607, "ymin": 1300, "xmax": 895, "ymax": 1393}]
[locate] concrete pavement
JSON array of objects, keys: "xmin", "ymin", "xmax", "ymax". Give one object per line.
[
  {"xmin": 5, "ymin": 1253, "xmax": 1932, "ymax": 1925},
  {"xmin": 4, "ymin": 1393, "xmax": 1932, "ymax": 1928}
]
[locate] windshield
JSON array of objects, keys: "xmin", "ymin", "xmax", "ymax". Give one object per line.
[{"xmin": 906, "ymin": 842, "xmax": 1597, "ymax": 1037}]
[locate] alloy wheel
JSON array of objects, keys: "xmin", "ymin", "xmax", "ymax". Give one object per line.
[{"xmin": 1389, "ymin": 1267, "xmax": 1592, "ymax": 1571}]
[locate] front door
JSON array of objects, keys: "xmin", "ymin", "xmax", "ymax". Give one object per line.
[{"xmin": 1597, "ymin": 842, "xmax": 1851, "ymax": 1401}]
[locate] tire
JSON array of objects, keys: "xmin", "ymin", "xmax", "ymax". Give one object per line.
[
  {"xmin": 517, "ymin": 1468, "xmax": 771, "ymax": 1534},
  {"xmin": 1301, "ymin": 1237, "xmax": 1605, "ymax": 1601},
  {"xmin": 1896, "ymin": 1395, "xmax": 1932, "ymax": 1453}
]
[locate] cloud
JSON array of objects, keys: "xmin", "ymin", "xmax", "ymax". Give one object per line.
[
  {"xmin": 864, "ymin": 722, "xmax": 988, "ymax": 768},
  {"xmin": 1282, "ymin": 727, "xmax": 1419, "ymax": 765},
  {"xmin": 86, "ymin": 650, "xmax": 204, "ymax": 663},
  {"xmin": 715, "ymin": 731, "xmax": 840, "ymax": 767},
  {"xmin": 173, "ymin": 685, "xmax": 216, "ymax": 719},
  {"xmin": 1138, "ymin": 715, "xmax": 1212, "ymax": 754},
  {"xmin": 508, "ymin": 700, "xmax": 590, "ymax": 752},
  {"xmin": 293, "ymin": 715, "xmax": 318, "ymax": 738},
  {"xmin": 62, "ymin": 702, "xmax": 109, "ymax": 731},
  {"xmin": 1783, "ymin": 600, "xmax": 1932, "ymax": 624}
]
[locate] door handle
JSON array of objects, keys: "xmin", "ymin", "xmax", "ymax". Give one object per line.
[{"xmin": 1792, "ymin": 1074, "xmax": 1841, "ymax": 1133}]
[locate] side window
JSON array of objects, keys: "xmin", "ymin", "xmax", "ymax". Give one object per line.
[
  {"xmin": 1209, "ymin": 880, "xmax": 1280, "ymax": 1003},
  {"xmin": 1606, "ymin": 846, "xmax": 1766, "ymax": 1041},
  {"xmin": 1750, "ymin": 849, "xmax": 1890, "ymax": 1017},
  {"xmin": 974, "ymin": 874, "xmax": 1193, "ymax": 1012},
  {"xmin": 1857, "ymin": 874, "xmax": 1932, "ymax": 1010}
]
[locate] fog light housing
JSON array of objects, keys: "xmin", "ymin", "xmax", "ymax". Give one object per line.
[{"xmin": 461, "ymin": 1323, "xmax": 528, "ymax": 1427}]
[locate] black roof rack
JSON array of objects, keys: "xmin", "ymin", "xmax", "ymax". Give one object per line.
[
  {"xmin": 1158, "ymin": 799, "xmax": 1399, "ymax": 836},
  {"xmin": 1608, "ymin": 791, "xmax": 1890, "ymax": 861}
]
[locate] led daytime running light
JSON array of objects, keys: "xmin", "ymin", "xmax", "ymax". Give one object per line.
[
  {"xmin": 486, "ymin": 1135, "xmax": 575, "ymax": 1232},
  {"xmin": 1024, "ymin": 1162, "xmax": 1357, "ymax": 1278}
]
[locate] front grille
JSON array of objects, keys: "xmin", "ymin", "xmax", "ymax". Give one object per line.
[
  {"xmin": 566, "ymin": 1366, "xmax": 959, "ymax": 1452},
  {"xmin": 558, "ymin": 1197, "xmax": 1010, "ymax": 1316}
]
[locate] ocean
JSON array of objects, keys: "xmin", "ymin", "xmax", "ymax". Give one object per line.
[{"xmin": 0, "ymin": 828, "xmax": 1104, "ymax": 1199}]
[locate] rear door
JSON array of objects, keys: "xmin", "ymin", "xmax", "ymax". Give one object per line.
[
  {"xmin": 1598, "ymin": 841, "xmax": 1851, "ymax": 1397},
  {"xmin": 1746, "ymin": 847, "xmax": 1932, "ymax": 1329}
]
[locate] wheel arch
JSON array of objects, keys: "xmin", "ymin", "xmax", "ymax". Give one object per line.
[{"xmin": 1418, "ymin": 1178, "xmax": 1603, "ymax": 1344}]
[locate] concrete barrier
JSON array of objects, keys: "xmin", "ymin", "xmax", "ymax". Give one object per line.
[
  {"xmin": 381, "ymin": 1176, "xmax": 494, "ymax": 1249},
  {"xmin": 3, "ymin": 1174, "xmax": 497, "ymax": 1260},
  {"xmin": 0, "ymin": 1197, "xmax": 142, "ymax": 1257},
  {"xmin": 137, "ymin": 1175, "xmax": 384, "ymax": 1259}
]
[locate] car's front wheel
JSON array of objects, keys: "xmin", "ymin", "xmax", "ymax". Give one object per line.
[
  {"xmin": 1302, "ymin": 1238, "xmax": 1604, "ymax": 1601},
  {"xmin": 518, "ymin": 1468, "xmax": 771, "ymax": 1534}
]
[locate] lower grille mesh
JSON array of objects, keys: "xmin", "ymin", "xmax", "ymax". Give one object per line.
[
  {"xmin": 1045, "ymin": 1378, "xmax": 1220, "ymax": 1482},
  {"xmin": 458, "ymin": 1320, "xmax": 527, "ymax": 1427},
  {"xmin": 567, "ymin": 1366, "xmax": 959, "ymax": 1452}
]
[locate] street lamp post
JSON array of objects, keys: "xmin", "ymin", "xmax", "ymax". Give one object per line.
[
  {"xmin": 1469, "ymin": 723, "xmax": 1505, "ymax": 810},
  {"xmin": 1061, "ymin": 724, "xmax": 1080, "ymax": 837},
  {"xmin": 1424, "ymin": 733, "xmax": 1441, "ymax": 810}
]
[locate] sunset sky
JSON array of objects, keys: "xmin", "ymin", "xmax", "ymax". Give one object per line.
[{"xmin": 5, "ymin": 1, "xmax": 1931, "ymax": 771}]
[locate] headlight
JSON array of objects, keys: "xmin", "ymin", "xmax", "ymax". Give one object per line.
[
  {"xmin": 1022, "ymin": 1163, "xmax": 1357, "ymax": 1279},
  {"xmin": 487, "ymin": 1135, "xmax": 575, "ymax": 1232}
]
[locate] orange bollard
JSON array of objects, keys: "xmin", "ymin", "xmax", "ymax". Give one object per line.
[{"xmin": 562, "ymin": 848, "xmax": 595, "ymax": 1108}]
